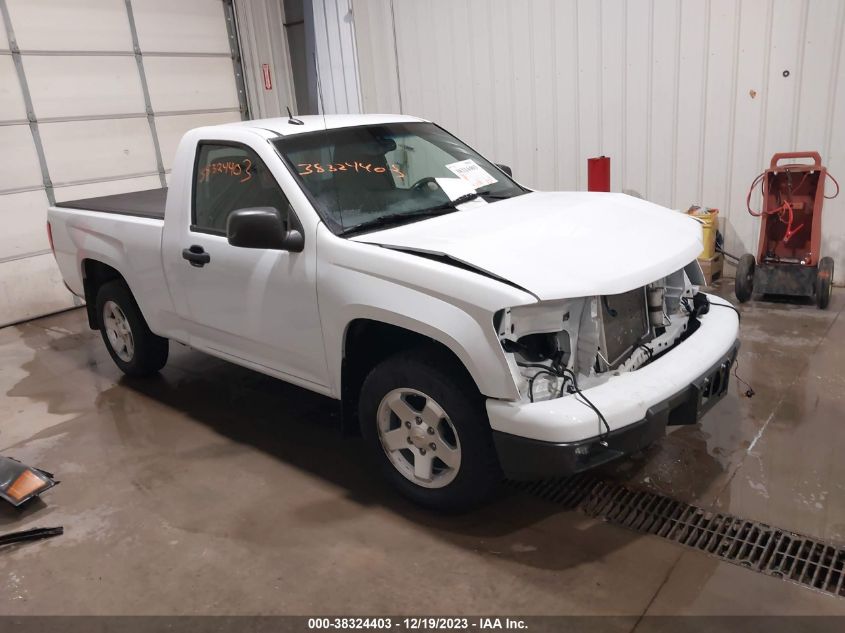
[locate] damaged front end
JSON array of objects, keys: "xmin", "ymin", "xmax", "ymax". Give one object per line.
[{"xmin": 496, "ymin": 261, "xmax": 707, "ymax": 403}]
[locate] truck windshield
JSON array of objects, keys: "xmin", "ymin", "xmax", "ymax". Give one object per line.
[{"xmin": 273, "ymin": 122, "xmax": 525, "ymax": 235}]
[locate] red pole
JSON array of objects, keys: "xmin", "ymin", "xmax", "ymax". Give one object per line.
[{"xmin": 588, "ymin": 156, "xmax": 610, "ymax": 192}]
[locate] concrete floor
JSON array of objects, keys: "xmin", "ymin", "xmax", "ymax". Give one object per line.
[{"xmin": 1, "ymin": 282, "xmax": 844, "ymax": 616}]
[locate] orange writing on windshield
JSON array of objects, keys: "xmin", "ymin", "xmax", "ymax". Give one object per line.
[
  {"xmin": 199, "ymin": 159, "xmax": 253, "ymax": 184},
  {"xmin": 298, "ymin": 162, "xmax": 405, "ymax": 180}
]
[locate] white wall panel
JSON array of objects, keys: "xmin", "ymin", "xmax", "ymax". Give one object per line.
[
  {"xmin": 0, "ymin": 125, "xmax": 43, "ymax": 192},
  {"xmin": 762, "ymin": 0, "xmax": 805, "ymax": 163},
  {"xmin": 313, "ymin": 0, "xmax": 361, "ymax": 114},
  {"xmin": 0, "ymin": 55, "xmax": 26, "ymax": 120},
  {"xmin": 575, "ymin": 0, "xmax": 601, "ymax": 191},
  {"xmin": 648, "ymin": 0, "xmax": 680, "ymax": 206},
  {"xmin": 673, "ymin": 0, "xmax": 708, "ymax": 208},
  {"xmin": 796, "ymin": 0, "xmax": 839, "ymax": 154},
  {"xmin": 429, "ymin": 0, "xmax": 459, "ymax": 134},
  {"xmin": 144, "ymin": 56, "xmax": 240, "ymax": 112},
  {"xmin": 475, "ymin": 0, "xmax": 498, "ymax": 159},
  {"xmin": 5, "ymin": 0, "xmax": 132, "ymax": 51},
  {"xmin": 0, "ymin": 7, "xmax": 8, "ymax": 50},
  {"xmin": 132, "ymin": 0, "xmax": 231, "ymax": 53},
  {"xmin": 0, "ymin": 189, "xmax": 50, "ymax": 258},
  {"xmin": 354, "ymin": 0, "xmax": 845, "ymax": 282},
  {"xmin": 510, "ymin": 1, "xmax": 536, "ymax": 183},
  {"xmin": 600, "ymin": 0, "xmax": 626, "ymax": 194},
  {"xmin": 728, "ymin": 0, "xmax": 771, "ymax": 255},
  {"xmin": 553, "ymin": 0, "xmax": 581, "ymax": 192},
  {"xmin": 825, "ymin": 0, "xmax": 845, "ymax": 265},
  {"xmin": 155, "ymin": 110, "xmax": 241, "ymax": 170},
  {"xmin": 623, "ymin": 0, "xmax": 650, "ymax": 198},
  {"xmin": 39, "ymin": 118, "xmax": 158, "ymax": 184},
  {"xmin": 234, "ymin": 0, "xmax": 298, "ymax": 118},
  {"xmin": 0, "ymin": 254, "xmax": 76, "ymax": 327},
  {"xmin": 352, "ymin": 0, "xmax": 400, "ymax": 114},
  {"xmin": 23, "ymin": 55, "xmax": 146, "ymax": 118},
  {"xmin": 699, "ymin": 0, "xmax": 737, "ymax": 220}
]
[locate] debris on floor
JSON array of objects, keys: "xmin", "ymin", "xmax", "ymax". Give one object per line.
[
  {"xmin": 0, "ymin": 526, "xmax": 64, "ymax": 548},
  {"xmin": 0, "ymin": 455, "xmax": 59, "ymax": 507}
]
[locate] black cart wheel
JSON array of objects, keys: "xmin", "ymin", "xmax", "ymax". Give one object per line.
[
  {"xmin": 96, "ymin": 280, "xmax": 169, "ymax": 376},
  {"xmin": 816, "ymin": 257, "xmax": 834, "ymax": 310},
  {"xmin": 735, "ymin": 254, "xmax": 756, "ymax": 303}
]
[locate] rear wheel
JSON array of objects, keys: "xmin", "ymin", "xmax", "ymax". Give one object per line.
[
  {"xmin": 96, "ymin": 280, "xmax": 168, "ymax": 376},
  {"xmin": 359, "ymin": 349, "xmax": 501, "ymax": 512},
  {"xmin": 735, "ymin": 254, "xmax": 756, "ymax": 303},
  {"xmin": 816, "ymin": 257, "xmax": 834, "ymax": 310}
]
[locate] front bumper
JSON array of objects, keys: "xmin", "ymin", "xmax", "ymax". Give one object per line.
[{"xmin": 486, "ymin": 293, "xmax": 740, "ymax": 479}]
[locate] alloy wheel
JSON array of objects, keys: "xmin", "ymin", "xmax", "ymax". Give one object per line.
[
  {"xmin": 103, "ymin": 300, "xmax": 134, "ymax": 362},
  {"xmin": 376, "ymin": 388, "xmax": 461, "ymax": 488}
]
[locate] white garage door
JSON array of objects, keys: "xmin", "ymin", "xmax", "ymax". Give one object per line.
[{"xmin": 0, "ymin": 0, "xmax": 247, "ymax": 326}]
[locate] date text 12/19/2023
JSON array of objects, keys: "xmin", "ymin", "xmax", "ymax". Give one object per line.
[{"xmin": 307, "ymin": 617, "xmax": 528, "ymax": 630}]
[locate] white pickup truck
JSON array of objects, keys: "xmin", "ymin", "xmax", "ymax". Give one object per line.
[{"xmin": 48, "ymin": 114, "xmax": 739, "ymax": 510}]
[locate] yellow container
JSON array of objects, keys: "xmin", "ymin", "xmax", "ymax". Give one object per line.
[{"xmin": 687, "ymin": 207, "xmax": 719, "ymax": 260}]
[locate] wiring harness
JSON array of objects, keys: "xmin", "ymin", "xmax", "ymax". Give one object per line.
[
  {"xmin": 681, "ymin": 294, "xmax": 755, "ymax": 398},
  {"xmin": 517, "ymin": 358, "xmax": 612, "ymax": 446}
]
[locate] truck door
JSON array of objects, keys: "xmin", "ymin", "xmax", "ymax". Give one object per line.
[{"xmin": 165, "ymin": 140, "xmax": 329, "ymax": 391}]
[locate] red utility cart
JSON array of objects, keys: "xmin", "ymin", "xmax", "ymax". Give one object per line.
[{"xmin": 736, "ymin": 151, "xmax": 838, "ymax": 309}]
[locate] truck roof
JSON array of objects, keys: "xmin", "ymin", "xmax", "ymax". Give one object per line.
[{"xmin": 231, "ymin": 113, "xmax": 427, "ymax": 137}]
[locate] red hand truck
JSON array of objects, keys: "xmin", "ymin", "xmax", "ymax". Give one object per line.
[{"xmin": 736, "ymin": 152, "xmax": 839, "ymax": 309}]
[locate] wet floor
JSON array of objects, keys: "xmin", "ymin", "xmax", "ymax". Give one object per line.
[{"xmin": 1, "ymin": 282, "xmax": 844, "ymax": 616}]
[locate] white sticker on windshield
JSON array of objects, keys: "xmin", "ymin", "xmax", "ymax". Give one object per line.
[
  {"xmin": 434, "ymin": 178, "xmax": 488, "ymax": 208},
  {"xmin": 444, "ymin": 159, "xmax": 498, "ymax": 189}
]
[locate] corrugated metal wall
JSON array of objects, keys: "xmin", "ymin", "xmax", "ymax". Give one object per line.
[
  {"xmin": 234, "ymin": 0, "xmax": 298, "ymax": 118},
  {"xmin": 236, "ymin": 0, "xmax": 361, "ymax": 116},
  {"xmin": 314, "ymin": 0, "xmax": 362, "ymax": 114},
  {"xmin": 353, "ymin": 0, "xmax": 845, "ymax": 281}
]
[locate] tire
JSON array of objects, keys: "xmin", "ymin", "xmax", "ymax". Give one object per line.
[
  {"xmin": 816, "ymin": 257, "xmax": 834, "ymax": 310},
  {"xmin": 358, "ymin": 349, "xmax": 502, "ymax": 512},
  {"xmin": 735, "ymin": 253, "xmax": 756, "ymax": 303},
  {"xmin": 95, "ymin": 280, "xmax": 168, "ymax": 376}
]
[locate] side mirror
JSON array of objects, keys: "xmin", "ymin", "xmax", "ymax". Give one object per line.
[
  {"xmin": 495, "ymin": 163, "xmax": 513, "ymax": 177},
  {"xmin": 227, "ymin": 207, "xmax": 304, "ymax": 252}
]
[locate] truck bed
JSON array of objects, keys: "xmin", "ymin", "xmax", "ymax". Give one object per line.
[{"xmin": 56, "ymin": 187, "xmax": 167, "ymax": 221}]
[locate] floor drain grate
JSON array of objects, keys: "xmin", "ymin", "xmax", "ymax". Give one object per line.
[
  {"xmin": 514, "ymin": 477, "xmax": 845, "ymax": 598},
  {"xmin": 509, "ymin": 474, "xmax": 601, "ymax": 509}
]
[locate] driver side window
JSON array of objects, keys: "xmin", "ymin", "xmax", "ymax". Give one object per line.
[{"xmin": 193, "ymin": 143, "xmax": 290, "ymax": 234}]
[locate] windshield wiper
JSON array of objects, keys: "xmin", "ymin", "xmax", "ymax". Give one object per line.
[
  {"xmin": 418, "ymin": 192, "xmax": 480, "ymax": 210},
  {"xmin": 337, "ymin": 208, "xmax": 454, "ymax": 236},
  {"xmin": 476, "ymin": 190, "xmax": 513, "ymax": 200},
  {"xmin": 338, "ymin": 193, "xmax": 481, "ymax": 236}
]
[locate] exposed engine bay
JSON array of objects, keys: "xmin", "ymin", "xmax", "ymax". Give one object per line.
[{"xmin": 497, "ymin": 261, "xmax": 709, "ymax": 403}]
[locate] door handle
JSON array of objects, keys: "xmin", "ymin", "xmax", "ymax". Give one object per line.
[{"xmin": 182, "ymin": 245, "xmax": 211, "ymax": 267}]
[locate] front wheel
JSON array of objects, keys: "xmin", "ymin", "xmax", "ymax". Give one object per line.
[
  {"xmin": 96, "ymin": 280, "xmax": 169, "ymax": 376},
  {"xmin": 735, "ymin": 254, "xmax": 756, "ymax": 303},
  {"xmin": 816, "ymin": 257, "xmax": 834, "ymax": 309},
  {"xmin": 359, "ymin": 350, "xmax": 502, "ymax": 512}
]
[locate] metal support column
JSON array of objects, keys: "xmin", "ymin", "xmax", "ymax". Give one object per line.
[
  {"xmin": 0, "ymin": 0, "xmax": 55, "ymax": 205},
  {"xmin": 124, "ymin": 0, "xmax": 168, "ymax": 187},
  {"xmin": 223, "ymin": 0, "xmax": 250, "ymax": 120}
]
